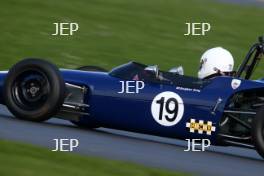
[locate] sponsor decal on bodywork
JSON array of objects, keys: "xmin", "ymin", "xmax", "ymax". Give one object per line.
[
  {"xmin": 176, "ymin": 86, "xmax": 201, "ymax": 93},
  {"xmin": 231, "ymin": 79, "xmax": 241, "ymax": 90},
  {"xmin": 186, "ymin": 119, "xmax": 216, "ymax": 135}
]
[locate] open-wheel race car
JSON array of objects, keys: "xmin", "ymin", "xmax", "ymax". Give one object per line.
[{"xmin": 0, "ymin": 36, "xmax": 264, "ymax": 158}]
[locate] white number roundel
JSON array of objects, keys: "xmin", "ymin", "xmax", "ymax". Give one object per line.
[{"xmin": 151, "ymin": 91, "xmax": 184, "ymax": 126}]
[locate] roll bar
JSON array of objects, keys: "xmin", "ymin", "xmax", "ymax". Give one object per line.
[{"xmin": 236, "ymin": 36, "xmax": 264, "ymax": 79}]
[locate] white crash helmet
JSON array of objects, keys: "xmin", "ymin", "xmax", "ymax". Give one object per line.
[{"xmin": 198, "ymin": 47, "xmax": 234, "ymax": 79}]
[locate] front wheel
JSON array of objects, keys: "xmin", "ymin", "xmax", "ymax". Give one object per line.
[
  {"xmin": 252, "ymin": 106, "xmax": 264, "ymax": 158},
  {"xmin": 3, "ymin": 58, "xmax": 66, "ymax": 122}
]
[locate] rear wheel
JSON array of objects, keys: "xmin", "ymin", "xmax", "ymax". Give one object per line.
[
  {"xmin": 252, "ymin": 107, "xmax": 264, "ymax": 158},
  {"xmin": 70, "ymin": 65, "xmax": 107, "ymax": 128},
  {"xmin": 4, "ymin": 59, "xmax": 65, "ymax": 122}
]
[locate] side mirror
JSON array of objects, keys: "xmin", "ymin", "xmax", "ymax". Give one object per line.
[
  {"xmin": 144, "ymin": 65, "xmax": 159, "ymax": 78},
  {"xmin": 169, "ymin": 66, "xmax": 184, "ymax": 75}
]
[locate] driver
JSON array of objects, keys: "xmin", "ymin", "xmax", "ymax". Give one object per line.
[{"xmin": 198, "ymin": 47, "xmax": 235, "ymax": 79}]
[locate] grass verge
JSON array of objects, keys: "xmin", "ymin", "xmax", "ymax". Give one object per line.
[{"xmin": 0, "ymin": 140, "xmax": 189, "ymax": 176}]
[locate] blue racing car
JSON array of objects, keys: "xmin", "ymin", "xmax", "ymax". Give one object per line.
[{"xmin": 0, "ymin": 37, "xmax": 264, "ymax": 158}]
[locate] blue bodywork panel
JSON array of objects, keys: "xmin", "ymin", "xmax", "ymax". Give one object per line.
[{"xmin": 0, "ymin": 67, "xmax": 264, "ymax": 144}]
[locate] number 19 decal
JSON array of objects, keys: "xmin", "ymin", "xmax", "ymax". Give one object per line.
[{"xmin": 151, "ymin": 91, "xmax": 184, "ymax": 126}]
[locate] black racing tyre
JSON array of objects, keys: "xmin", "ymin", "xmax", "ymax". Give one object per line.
[
  {"xmin": 3, "ymin": 58, "xmax": 65, "ymax": 122},
  {"xmin": 252, "ymin": 106, "xmax": 264, "ymax": 158},
  {"xmin": 70, "ymin": 65, "xmax": 106, "ymax": 128},
  {"xmin": 77, "ymin": 65, "xmax": 107, "ymax": 72}
]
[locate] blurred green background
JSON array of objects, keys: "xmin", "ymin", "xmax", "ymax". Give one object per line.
[{"xmin": 0, "ymin": 0, "xmax": 263, "ymax": 76}]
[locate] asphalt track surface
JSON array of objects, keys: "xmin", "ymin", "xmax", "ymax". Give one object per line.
[{"xmin": 0, "ymin": 105, "xmax": 264, "ymax": 176}]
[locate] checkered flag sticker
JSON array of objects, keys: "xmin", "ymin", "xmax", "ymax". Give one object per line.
[{"xmin": 186, "ymin": 119, "xmax": 216, "ymax": 135}]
